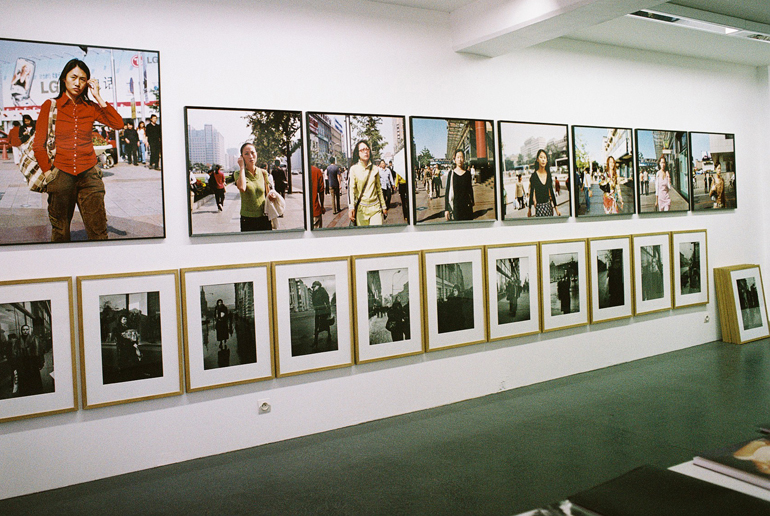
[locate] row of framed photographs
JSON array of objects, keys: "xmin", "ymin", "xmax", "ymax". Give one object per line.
[
  {"xmin": 187, "ymin": 106, "xmax": 737, "ymax": 236},
  {"xmin": 0, "ymin": 230, "xmax": 710, "ymax": 423}
]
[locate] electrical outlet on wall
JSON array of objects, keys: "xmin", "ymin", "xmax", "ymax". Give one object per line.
[{"xmin": 258, "ymin": 398, "xmax": 271, "ymax": 414}]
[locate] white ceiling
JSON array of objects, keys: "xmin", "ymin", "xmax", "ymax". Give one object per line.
[{"xmin": 367, "ymin": 0, "xmax": 770, "ymax": 65}]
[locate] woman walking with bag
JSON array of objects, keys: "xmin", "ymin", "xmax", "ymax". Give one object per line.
[
  {"xmin": 32, "ymin": 58, "xmax": 124, "ymax": 242},
  {"xmin": 348, "ymin": 140, "xmax": 387, "ymax": 226},
  {"xmin": 235, "ymin": 142, "xmax": 277, "ymax": 232}
]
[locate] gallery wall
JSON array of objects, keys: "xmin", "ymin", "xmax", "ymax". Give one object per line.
[{"xmin": 0, "ymin": 0, "xmax": 768, "ymax": 499}]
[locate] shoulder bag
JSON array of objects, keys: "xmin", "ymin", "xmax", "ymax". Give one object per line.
[{"xmin": 19, "ymin": 100, "xmax": 57, "ymax": 192}]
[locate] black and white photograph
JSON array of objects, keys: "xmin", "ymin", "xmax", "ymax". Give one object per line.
[
  {"xmin": 272, "ymin": 259, "xmax": 353, "ymax": 377},
  {"xmin": 307, "ymin": 112, "xmax": 408, "ymax": 229},
  {"xmin": 423, "ymin": 248, "xmax": 486, "ymax": 351},
  {"xmin": 436, "ymin": 261, "xmax": 474, "ymax": 334},
  {"xmin": 99, "ymin": 291, "xmax": 163, "ymax": 385},
  {"xmin": 726, "ymin": 266, "xmax": 769, "ymax": 344},
  {"xmin": 589, "ymin": 237, "xmax": 633, "ymax": 324},
  {"xmin": 352, "ymin": 253, "xmax": 424, "ymax": 364},
  {"xmin": 635, "ymin": 129, "xmax": 690, "ymax": 213},
  {"xmin": 486, "ymin": 244, "xmax": 540, "ymax": 340},
  {"xmin": 78, "ymin": 271, "xmax": 182, "ymax": 409},
  {"xmin": 672, "ymin": 230, "xmax": 708, "ymax": 308},
  {"xmin": 572, "ymin": 126, "xmax": 635, "ymax": 217},
  {"xmin": 181, "ymin": 264, "xmax": 274, "ymax": 392},
  {"xmin": 186, "ymin": 107, "xmax": 305, "ymax": 235},
  {"xmin": 632, "ymin": 232, "xmax": 672, "ymax": 315},
  {"xmin": 498, "ymin": 121, "xmax": 570, "ymax": 220},
  {"xmin": 410, "ymin": 117, "xmax": 496, "ymax": 225},
  {"xmin": 0, "ymin": 278, "xmax": 76, "ymax": 423},
  {"xmin": 199, "ymin": 282, "xmax": 256, "ymax": 370},
  {"xmin": 289, "ymin": 275, "xmax": 337, "ymax": 357},
  {"xmin": 0, "ymin": 38, "xmax": 165, "ymax": 246},
  {"xmin": 540, "ymin": 240, "xmax": 588, "ymax": 332},
  {"xmin": 737, "ymin": 277, "xmax": 761, "ymax": 331},
  {"xmin": 690, "ymin": 132, "xmax": 736, "ymax": 211}
]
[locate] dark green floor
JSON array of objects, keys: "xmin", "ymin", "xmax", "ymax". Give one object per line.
[{"xmin": 3, "ymin": 339, "xmax": 769, "ymax": 515}]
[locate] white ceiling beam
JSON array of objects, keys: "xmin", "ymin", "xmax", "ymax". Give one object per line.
[{"xmin": 450, "ymin": 0, "xmax": 667, "ymax": 57}]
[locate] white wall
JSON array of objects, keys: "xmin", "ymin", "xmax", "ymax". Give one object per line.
[{"xmin": 0, "ymin": 0, "xmax": 768, "ymax": 499}]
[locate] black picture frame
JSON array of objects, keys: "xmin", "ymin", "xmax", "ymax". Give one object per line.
[
  {"xmin": 688, "ymin": 131, "xmax": 736, "ymax": 211},
  {"xmin": 634, "ymin": 129, "xmax": 690, "ymax": 214}
]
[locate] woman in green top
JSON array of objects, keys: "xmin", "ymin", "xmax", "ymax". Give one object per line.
[{"xmin": 235, "ymin": 142, "xmax": 277, "ymax": 231}]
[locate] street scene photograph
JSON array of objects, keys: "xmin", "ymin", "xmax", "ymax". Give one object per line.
[
  {"xmin": 737, "ymin": 276, "xmax": 762, "ymax": 331},
  {"xmin": 495, "ymin": 257, "xmax": 531, "ymax": 325},
  {"xmin": 0, "ymin": 299, "xmax": 53, "ymax": 400},
  {"xmin": 549, "ymin": 253, "xmax": 580, "ymax": 316},
  {"xmin": 498, "ymin": 121, "xmax": 569, "ymax": 220},
  {"xmin": 307, "ymin": 113, "xmax": 407, "ymax": 230},
  {"xmin": 635, "ymin": 129, "xmax": 690, "ymax": 213},
  {"xmin": 678, "ymin": 242, "xmax": 702, "ymax": 295},
  {"xmin": 572, "ymin": 126, "xmax": 635, "ymax": 217},
  {"xmin": 99, "ymin": 291, "xmax": 163, "ymax": 385},
  {"xmin": 435, "ymin": 261, "xmax": 475, "ymax": 334},
  {"xmin": 366, "ymin": 268, "xmax": 410, "ymax": 345},
  {"xmin": 288, "ymin": 275, "xmax": 337, "ymax": 357},
  {"xmin": 187, "ymin": 107, "xmax": 304, "ymax": 235},
  {"xmin": 411, "ymin": 117, "xmax": 496, "ymax": 224},
  {"xmin": 640, "ymin": 244, "xmax": 665, "ymax": 301},
  {"xmin": 199, "ymin": 281, "xmax": 257, "ymax": 370},
  {"xmin": 0, "ymin": 38, "xmax": 164, "ymax": 245},
  {"xmin": 690, "ymin": 132, "xmax": 736, "ymax": 211},
  {"xmin": 596, "ymin": 248, "xmax": 624, "ymax": 309}
]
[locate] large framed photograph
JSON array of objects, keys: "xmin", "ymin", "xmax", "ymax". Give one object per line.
[
  {"xmin": 410, "ymin": 117, "xmax": 496, "ymax": 225},
  {"xmin": 181, "ymin": 264, "xmax": 274, "ymax": 392},
  {"xmin": 572, "ymin": 126, "xmax": 635, "ymax": 217},
  {"xmin": 715, "ymin": 265, "xmax": 770, "ymax": 344},
  {"xmin": 307, "ymin": 112, "xmax": 408, "ymax": 230},
  {"xmin": 539, "ymin": 240, "xmax": 589, "ymax": 332},
  {"xmin": 632, "ymin": 232, "xmax": 673, "ymax": 315},
  {"xmin": 588, "ymin": 236, "xmax": 633, "ymax": 324},
  {"xmin": 634, "ymin": 129, "xmax": 690, "ymax": 213},
  {"xmin": 0, "ymin": 37, "xmax": 165, "ymax": 246},
  {"xmin": 423, "ymin": 247, "xmax": 486, "ymax": 351},
  {"xmin": 186, "ymin": 106, "xmax": 305, "ymax": 235},
  {"xmin": 77, "ymin": 271, "xmax": 182, "ymax": 408},
  {"xmin": 689, "ymin": 132, "xmax": 736, "ymax": 211},
  {"xmin": 485, "ymin": 243, "xmax": 541, "ymax": 341},
  {"xmin": 497, "ymin": 121, "xmax": 570, "ymax": 220},
  {"xmin": 0, "ymin": 278, "xmax": 77, "ymax": 423},
  {"xmin": 271, "ymin": 258, "xmax": 353, "ymax": 376},
  {"xmin": 672, "ymin": 230, "xmax": 709, "ymax": 308},
  {"xmin": 351, "ymin": 252, "xmax": 424, "ymax": 364}
]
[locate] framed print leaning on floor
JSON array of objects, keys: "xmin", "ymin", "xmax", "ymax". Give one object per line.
[
  {"xmin": 0, "ymin": 277, "xmax": 77, "ymax": 423},
  {"xmin": 181, "ymin": 263, "xmax": 274, "ymax": 392},
  {"xmin": 632, "ymin": 232, "xmax": 673, "ymax": 315},
  {"xmin": 672, "ymin": 229, "xmax": 708, "ymax": 308},
  {"xmin": 539, "ymin": 239, "xmax": 589, "ymax": 332},
  {"xmin": 351, "ymin": 252, "xmax": 424, "ymax": 364},
  {"xmin": 714, "ymin": 265, "xmax": 769, "ymax": 345},
  {"xmin": 588, "ymin": 236, "xmax": 633, "ymax": 324},
  {"xmin": 271, "ymin": 258, "xmax": 353, "ymax": 377},
  {"xmin": 422, "ymin": 247, "xmax": 487, "ymax": 351},
  {"xmin": 77, "ymin": 270, "xmax": 183, "ymax": 409},
  {"xmin": 485, "ymin": 243, "xmax": 541, "ymax": 341}
]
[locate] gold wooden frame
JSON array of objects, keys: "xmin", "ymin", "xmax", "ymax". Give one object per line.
[
  {"xmin": 350, "ymin": 251, "xmax": 425, "ymax": 364},
  {"xmin": 715, "ymin": 264, "xmax": 770, "ymax": 344},
  {"xmin": 631, "ymin": 232, "xmax": 674, "ymax": 316},
  {"xmin": 484, "ymin": 242, "xmax": 542, "ymax": 342},
  {"xmin": 77, "ymin": 270, "xmax": 183, "ymax": 409},
  {"xmin": 539, "ymin": 238, "xmax": 589, "ymax": 333},
  {"xmin": 270, "ymin": 257, "xmax": 354, "ymax": 377},
  {"xmin": 588, "ymin": 235, "xmax": 634, "ymax": 324},
  {"xmin": 180, "ymin": 263, "xmax": 275, "ymax": 392},
  {"xmin": 0, "ymin": 277, "xmax": 78, "ymax": 423},
  {"xmin": 671, "ymin": 229, "xmax": 709, "ymax": 308},
  {"xmin": 421, "ymin": 246, "xmax": 488, "ymax": 352}
]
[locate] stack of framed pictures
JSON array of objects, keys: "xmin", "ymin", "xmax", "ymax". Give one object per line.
[{"xmin": 715, "ymin": 265, "xmax": 770, "ymax": 344}]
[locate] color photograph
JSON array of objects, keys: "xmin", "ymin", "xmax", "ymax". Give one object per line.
[
  {"xmin": 498, "ymin": 121, "xmax": 569, "ymax": 220},
  {"xmin": 635, "ymin": 129, "xmax": 689, "ymax": 213},
  {"xmin": 307, "ymin": 112, "xmax": 408, "ymax": 229},
  {"xmin": 186, "ymin": 107, "xmax": 304, "ymax": 235},
  {"xmin": 0, "ymin": 38, "xmax": 164, "ymax": 245},
  {"xmin": 411, "ymin": 117, "xmax": 496, "ymax": 224},
  {"xmin": 572, "ymin": 126, "xmax": 635, "ymax": 217},
  {"xmin": 690, "ymin": 132, "xmax": 736, "ymax": 211}
]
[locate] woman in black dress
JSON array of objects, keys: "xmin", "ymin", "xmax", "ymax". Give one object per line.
[
  {"xmin": 444, "ymin": 149, "xmax": 474, "ymax": 221},
  {"xmin": 214, "ymin": 299, "xmax": 229, "ymax": 350},
  {"xmin": 527, "ymin": 149, "xmax": 562, "ymax": 218}
]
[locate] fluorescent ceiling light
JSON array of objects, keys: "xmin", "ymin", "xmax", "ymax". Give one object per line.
[{"xmin": 629, "ymin": 9, "xmax": 770, "ymax": 43}]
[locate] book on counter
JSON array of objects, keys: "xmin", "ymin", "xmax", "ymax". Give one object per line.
[
  {"xmin": 567, "ymin": 464, "xmax": 770, "ymax": 516},
  {"xmin": 694, "ymin": 437, "xmax": 770, "ymax": 490}
]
